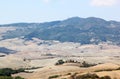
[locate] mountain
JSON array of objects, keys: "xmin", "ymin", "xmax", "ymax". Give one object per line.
[{"xmin": 0, "ymin": 17, "xmax": 120, "ymax": 45}]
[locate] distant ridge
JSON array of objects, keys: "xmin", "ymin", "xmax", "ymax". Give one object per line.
[{"xmin": 0, "ymin": 17, "xmax": 120, "ymax": 45}]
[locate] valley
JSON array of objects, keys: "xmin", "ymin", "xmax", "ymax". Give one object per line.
[{"xmin": 0, "ymin": 17, "xmax": 120, "ymax": 79}]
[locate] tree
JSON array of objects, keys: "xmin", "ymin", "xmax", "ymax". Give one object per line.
[{"xmin": 55, "ymin": 59, "xmax": 64, "ymax": 65}]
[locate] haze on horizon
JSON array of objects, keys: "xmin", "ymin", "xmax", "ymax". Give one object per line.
[{"xmin": 0, "ymin": 0, "xmax": 120, "ymax": 24}]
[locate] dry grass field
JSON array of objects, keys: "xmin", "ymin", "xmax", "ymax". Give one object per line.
[{"xmin": 0, "ymin": 38, "xmax": 120, "ymax": 79}]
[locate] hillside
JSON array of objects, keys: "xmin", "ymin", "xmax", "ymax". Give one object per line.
[{"xmin": 0, "ymin": 17, "xmax": 120, "ymax": 45}]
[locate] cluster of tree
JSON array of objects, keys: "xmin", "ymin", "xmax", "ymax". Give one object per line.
[
  {"xmin": 0, "ymin": 68, "xmax": 25, "ymax": 76},
  {"xmin": 65, "ymin": 59, "xmax": 81, "ymax": 63},
  {"xmin": 55, "ymin": 59, "xmax": 81, "ymax": 65},
  {"xmin": 55, "ymin": 59, "xmax": 97, "ymax": 68},
  {"xmin": 0, "ymin": 68, "xmax": 25, "ymax": 79}
]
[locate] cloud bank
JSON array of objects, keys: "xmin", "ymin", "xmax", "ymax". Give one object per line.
[{"xmin": 91, "ymin": 0, "xmax": 118, "ymax": 6}]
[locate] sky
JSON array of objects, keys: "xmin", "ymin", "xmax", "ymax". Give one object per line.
[{"xmin": 0, "ymin": 0, "xmax": 120, "ymax": 24}]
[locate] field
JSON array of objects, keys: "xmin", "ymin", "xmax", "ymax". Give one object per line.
[{"xmin": 0, "ymin": 37, "xmax": 120, "ymax": 79}]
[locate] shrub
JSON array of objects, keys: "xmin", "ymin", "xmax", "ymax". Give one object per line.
[
  {"xmin": 80, "ymin": 61, "xmax": 97, "ymax": 67},
  {"xmin": 95, "ymin": 69, "xmax": 113, "ymax": 72},
  {"xmin": 0, "ymin": 76, "xmax": 13, "ymax": 79},
  {"xmin": 66, "ymin": 73, "xmax": 71, "ymax": 75},
  {"xmin": 76, "ymin": 73, "xmax": 99, "ymax": 79},
  {"xmin": 75, "ymin": 73, "xmax": 111, "ymax": 79},
  {"xmin": 0, "ymin": 76, "xmax": 24, "ymax": 79},
  {"xmin": 14, "ymin": 76, "xmax": 24, "ymax": 79},
  {"xmin": 48, "ymin": 75, "xmax": 60, "ymax": 79},
  {"xmin": 55, "ymin": 60, "xmax": 64, "ymax": 65},
  {"xmin": 116, "ymin": 67, "xmax": 120, "ymax": 70},
  {"xmin": 100, "ymin": 76, "xmax": 111, "ymax": 79}
]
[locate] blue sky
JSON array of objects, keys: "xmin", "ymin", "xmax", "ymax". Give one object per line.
[{"xmin": 0, "ymin": 0, "xmax": 120, "ymax": 24}]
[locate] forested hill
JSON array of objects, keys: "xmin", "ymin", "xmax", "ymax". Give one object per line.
[{"xmin": 1, "ymin": 17, "xmax": 120, "ymax": 45}]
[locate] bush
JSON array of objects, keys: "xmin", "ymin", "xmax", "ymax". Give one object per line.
[
  {"xmin": 100, "ymin": 76, "xmax": 111, "ymax": 79},
  {"xmin": 17, "ymin": 68, "xmax": 25, "ymax": 73},
  {"xmin": 0, "ymin": 76, "xmax": 24, "ymax": 79},
  {"xmin": 48, "ymin": 75, "xmax": 60, "ymax": 79},
  {"xmin": 14, "ymin": 76, "xmax": 24, "ymax": 79},
  {"xmin": 75, "ymin": 73, "xmax": 111, "ymax": 79},
  {"xmin": 76, "ymin": 73, "xmax": 99, "ymax": 79},
  {"xmin": 80, "ymin": 61, "xmax": 96, "ymax": 67},
  {"xmin": 66, "ymin": 73, "xmax": 71, "ymax": 75},
  {"xmin": 95, "ymin": 69, "xmax": 113, "ymax": 72},
  {"xmin": 0, "ymin": 76, "xmax": 13, "ymax": 79},
  {"xmin": 55, "ymin": 60, "xmax": 64, "ymax": 65},
  {"xmin": 116, "ymin": 67, "xmax": 120, "ymax": 70}
]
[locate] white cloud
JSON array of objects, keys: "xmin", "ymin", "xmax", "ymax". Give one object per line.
[{"xmin": 91, "ymin": 0, "xmax": 118, "ymax": 6}]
